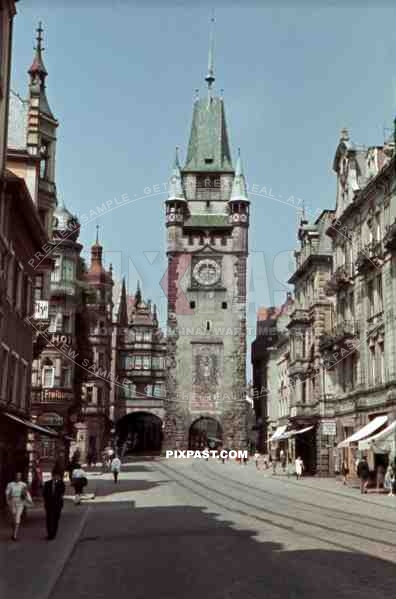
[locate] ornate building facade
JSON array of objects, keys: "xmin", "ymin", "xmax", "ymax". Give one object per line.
[
  {"xmin": 112, "ymin": 283, "xmax": 166, "ymax": 454},
  {"xmin": 319, "ymin": 128, "xmax": 396, "ymax": 473},
  {"xmin": 163, "ymin": 43, "xmax": 248, "ymax": 450}
]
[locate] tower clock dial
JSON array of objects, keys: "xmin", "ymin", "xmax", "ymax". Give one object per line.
[{"xmin": 193, "ymin": 259, "xmax": 221, "ymax": 287}]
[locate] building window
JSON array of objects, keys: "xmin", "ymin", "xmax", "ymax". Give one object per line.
[
  {"xmin": 190, "ymin": 301, "xmax": 195, "ymax": 309},
  {"xmin": 61, "ymin": 367, "xmax": 72, "ymax": 387},
  {"xmin": 51, "ymin": 257, "xmax": 61, "ymax": 282},
  {"xmin": 369, "ymin": 346, "xmax": 376, "ymax": 386},
  {"xmin": 48, "ymin": 314, "xmax": 57, "ymax": 333},
  {"xmin": 62, "ymin": 258, "xmax": 74, "ymax": 281},
  {"xmin": 153, "ymin": 384, "xmax": 163, "ymax": 397},
  {"xmin": 145, "ymin": 384, "xmax": 153, "ymax": 396},
  {"xmin": 221, "ymin": 301, "xmax": 227, "ymax": 309},
  {"xmin": 135, "ymin": 330, "xmax": 143, "ymax": 342},
  {"xmin": 86, "ymin": 386, "xmax": 93, "ymax": 403},
  {"xmin": 206, "ymin": 320, "xmax": 211, "ymax": 332},
  {"xmin": 376, "ymin": 275, "xmax": 383, "ymax": 314},
  {"xmin": 15, "ymin": 265, "xmax": 23, "ymax": 311},
  {"xmin": 367, "ymin": 280, "xmax": 374, "ymax": 318},
  {"xmin": 379, "ymin": 342, "xmax": 385, "ymax": 384},
  {"xmin": 42, "ymin": 365, "xmax": 55, "ymax": 388},
  {"xmin": 143, "ymin": 356, "xmax": 151, "ymax": 370},
  {"xmin": 40, "ymin": 141, "xmax": 50, "ymax": 179},
  {"xmin": 0, "ymin": 346, "xmax": 9, "ymax": 400},
  {"xmin": 7, "ymin": 354, "xmax": 17, "ymax": 405},
  {"xmin": 143, "ymin": 331, "xmax": 152, "ymax": 342},
  {"xmin": 20, "ymin": 362, "xmax": 28, "ymax": 412},
  {"xmin": 63, "ymin": 314, "xmax": 71, "ymax": 333},
  {"xmin": 134, "ymin": 356, "xmax": 142, "ymax": 369},
  {"xmin": 34, "ymin": 274, "xmax": 44, "ymax": 301},
  {"xmin": 188, "ymin": 235, "xmax": 193, "ymax": 245},
  {"xmin": 7, "ymin": 254, "xmax": 15, "ymax": 301}
]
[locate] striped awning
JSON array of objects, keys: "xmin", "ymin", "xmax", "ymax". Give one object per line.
[{"xmin": 337, "ymin": 415, "xmax": 388, "ymax": 448}]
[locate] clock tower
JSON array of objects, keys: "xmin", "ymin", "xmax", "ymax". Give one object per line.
[{"xmin": 163, "ymin": 26, "xmax": 249, "ymax": 450}]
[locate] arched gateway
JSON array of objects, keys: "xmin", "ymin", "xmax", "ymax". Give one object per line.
[
  {"xmin": 189, "ymin": 417, "xmax": 222, "ymax": 450},
  {"xmin": 116, "ymin": 412, "xmax": 163, "ymax": 456}
]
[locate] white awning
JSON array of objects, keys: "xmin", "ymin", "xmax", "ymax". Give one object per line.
[
  {"xmin": 337, "ymin": 415, "xmax": 388, "ymax": 448},
  {"xmin": 279, "ymin": 425, "xmax": 314, "ymax": 440},
  {"xmin": 3, "ymin": 411, "xmax": 59, "ymax": 437},
  {"xmin": 269, "ymin": 425, "xmax": 287, "ymax": 442},
  {"xmin": 358, "ymin": 421, "xmax": 396, "ymax": 452}
]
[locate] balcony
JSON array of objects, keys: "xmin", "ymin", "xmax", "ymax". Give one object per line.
[
  {"xmin": 319, "ymin": 320, "xmax": 359, "ymax": 356},
  {"xmin": 384, "ymin": 220, "xmax": 396, "ymax": 252},
  {"xmin": 50, "ymin": 279, "xmax": 77, "ymax": 297},
  {"xmin": 325, "ymin": 264, "xmax": 353, "ymax": 294},
  {"xmin": 356, "ymin": 241, "xmax": 382, "ymax": 274},
  {"xmin": 287, "ymin": 308, "xmax": 310, "ymax": 326}
]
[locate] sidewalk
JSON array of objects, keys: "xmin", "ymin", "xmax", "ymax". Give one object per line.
[{"xmin": 0, "ymin": 477, "xmax": 96, "ymax": 599}]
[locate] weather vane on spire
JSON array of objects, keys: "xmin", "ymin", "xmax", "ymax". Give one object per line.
[
  {"xmin": 35, "ymin": 21, "xmax": 44, "ymax": 52},
  {"xmin": 205, "ymin": 11, "xmax": 216, "ymax": 93},
  {"xmin": 96, "ymin": 224, "xmax": 100, "ymax": 244}
]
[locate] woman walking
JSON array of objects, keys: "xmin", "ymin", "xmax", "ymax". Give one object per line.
[
  {"xmin": 71, "ymin": 464, "xmax": 87, "ymax": 505},
  {"xmin": 295, "ymin": 457, "xmax": 304, "ymax": 480},
  {"xmin": 5, "ymin": 472, "xmax": 32, "ymax": 541},
  {"xmin": 341, "ymin": 460, "xmax": 349, "ymax": 485},
  {"xmin": 385, "ymin": 465, "xmax": 395, "ymax": 496}
]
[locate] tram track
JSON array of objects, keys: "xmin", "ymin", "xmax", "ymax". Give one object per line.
[
  {"xmin": 156, "ymin": 460, "xmax": 396, "ymax": 559},
  {"xmin": 193, "ymin": 461, "xmax": 396, "ymax": 534}
]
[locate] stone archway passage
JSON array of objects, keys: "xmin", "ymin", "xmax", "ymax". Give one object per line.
[
  {"xmin": 116, "ymin": 412, "xmax": 163, "ymax": 456},
  {"xmin": 189, "ymin": 417, "xmax": 222, "ymax": 450}
]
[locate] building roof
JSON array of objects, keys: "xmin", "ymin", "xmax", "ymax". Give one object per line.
[{"xmin": 184, "ymin": 95, "xmax": 233, "ymax": 173}]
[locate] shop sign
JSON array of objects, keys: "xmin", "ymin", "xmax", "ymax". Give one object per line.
[
  {"xmin": 34, "ymin": 300, "xmax": 49, "ymax": 320},
  {"xmin": 321, "ymin": 420, "xmax": 337, "ymax": 436},
  {"xmin": 38, "ymin": 412, "xmax": 63, "ymax": 426}
]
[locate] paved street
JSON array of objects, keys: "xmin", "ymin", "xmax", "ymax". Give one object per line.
[{"xmin": 2, "ymin": 458, "xmax": 396, "ymax": 599}]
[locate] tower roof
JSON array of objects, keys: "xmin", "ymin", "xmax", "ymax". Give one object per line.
[
  {"xmin": 28, "ymin": 22, "xmax": 55, "ymax": 119},
  {"xmin": 168, "ymin": 147, "xmax": 186, "ymax": 201},
  {"xmin": 53, "ymin": 196, "xmax": 79, "ymax": 240},
  {"xmin": 184, "ymin": 16, "xmax": 232, "ymax": 173},
  {"xmin": 184, "ymin": 96, "xmax": 233, "ymax": 172},
  {"xmin": 230, "ymin": 148, "xmax": 248, "ymax": 202}
]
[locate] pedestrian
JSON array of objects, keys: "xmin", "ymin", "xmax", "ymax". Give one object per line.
[
  {"xmin": 376, "ymin": 463, "xmax": 386, "ymax": 491},
  {"xmin": 341, "ymin": 460, "xmax": 349, "ymax": 485},
  {"xmin": 385, "ymin": 465, "xmax": 395, "ymax": 496},
  {"xmin": 357, "ymin": 456, "xmax": 370, "ymax": 494},
  {"xmin": 43, "ymin": 470, "xmax": 65, "ymax": 540},
  {"xmin": 68, "ymin": 452, "xmax": 80, "ymax": 484},
  {"xmin": 272, "ymin": 456, "xmax": 277, "ymax": 475},
  {"xmin": 31, "ymin": 460, "xmax": 43, "ymax": 498},
  {"xmin": 295, "ymin": 456, "xmax": 304, "ymax": 480},
  {"xmin": 71, "ymin": 464, "xmax": 87, "ymax": 504},
  {"xmin": 111, "ymin": 455, "xmax": 122, "ymax": 483},
  {"xmin": 254, "ymin": 452, "xmax": 260, "ymax": 470},
  {"xmin": 5, "ymin": 472, "xmax": 32, "ymax": 541}
]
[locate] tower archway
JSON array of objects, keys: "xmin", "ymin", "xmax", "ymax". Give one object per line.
[
  {"xmin": 189, "ymin": 417, "xmax": 222, "ymax": 450},
  {"xmin": 116, "ymin": 412, "xmax": 163, "ymax": 456}
]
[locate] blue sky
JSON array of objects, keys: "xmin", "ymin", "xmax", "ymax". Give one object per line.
[{"xmin": 11, "ymin": 2, "xmax": 396, "ymax": 366}]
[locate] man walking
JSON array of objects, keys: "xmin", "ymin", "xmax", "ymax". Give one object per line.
[
  {"xmin": 357, "ymin": 456, "xmax": 370, "ymax": 494},
  {"xmin": 111, "ymin": 455, "xmax": 121, "ymax": 484},
  {"xmin": 43, "ymin": 470, "xmax": 65, "ymax": 540}
]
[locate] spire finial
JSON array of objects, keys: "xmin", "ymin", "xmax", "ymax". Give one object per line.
[
  {"xmin": 205, "ymin": 12, "xmax": 215, "ymax": 91},
  {"xmin": 36, "ymin": 21, "xmax": 44, "ymax": 53},
  {"xmin": 96, "ymin": 224, "xmax": 100, "ymax": 245},
  {"xmin": 175, "ymin": 146, "xmax": 180, "ymax": 169}
]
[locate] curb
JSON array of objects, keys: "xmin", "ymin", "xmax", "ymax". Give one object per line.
[{"xmin": 39, "ymin": 505, "xmax": 91, "ymax": 599}]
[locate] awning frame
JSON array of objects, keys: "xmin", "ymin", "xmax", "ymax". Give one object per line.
[
  {"xmin": 337, "ymin": 415, "xmax": 388, "ymax": 449},
  {"xmin": 2, "ymin": 411, "xmax": 60, "ymax": 437}
]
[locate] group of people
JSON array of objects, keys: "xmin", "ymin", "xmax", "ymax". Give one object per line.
[
  {"xmin": 5, "ymin": 469, "xmax": 65, "ymax": 541},
  {"xmin": 354, "ymin": 456, "xmax": 396, "ymax": 495},
  {"xmin": 252, "ymin": 451, "xmax": 305, "ymax": 479},
  {"xmin": 4, "ymin": 451, "xmax": 122, "ymax": 542}
]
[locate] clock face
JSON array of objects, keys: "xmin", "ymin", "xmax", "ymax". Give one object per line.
[{"xmin": 193, "ymin": 259, "xmax": 221, "ymax": 287}]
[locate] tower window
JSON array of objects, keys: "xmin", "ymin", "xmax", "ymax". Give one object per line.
[
  {"xmin": 189, "ymin": 301, "xmax": 195, "ymax": 309},
  {"xmin": 206, "ymin": 320, "xmax": 211, "ymax": 332},
  {"xmin": 221, "ymin": 302, "xmax": 227, "ymax": 309},
  {"xmin": 221, "ymin": 236, "xmax": 227, "ymax": 246},
  {"xmin": 205, "ymin": 159, "xmax": 214, "ymax": 164}
]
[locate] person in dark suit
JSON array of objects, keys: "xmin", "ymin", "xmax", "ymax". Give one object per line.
[{"xmin": 43, "ymin": 470, "xmax": 65, "ymax": 540}]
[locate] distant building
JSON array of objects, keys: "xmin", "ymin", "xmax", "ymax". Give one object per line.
[{"xmin": 112, "ymin": 283, "xmax": 167, "ymax": 455}]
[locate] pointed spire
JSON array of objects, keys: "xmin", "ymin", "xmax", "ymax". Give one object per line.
[
  {"xmin": 135, "ymin": 280, "xmax": 142, "ymax": 305},
  {"xmin": 28, "ymin": 22, "xmax": 54, "ymax": 118},
  {"xmin": 118, "ymin": 277, "xmax": 128, "ymax": 326},
  {"xmin": 205, "ymin": 12, "xmax": 215, "ymax": 91},
  {"xmin": 29, "ymin": 22, "xmax": 48, "ymax": 79},
  {"xmin": 95, "ymin": 224, "xmax": 100, "ymax": 245},
  {"xmin": 90, "ymin": 224, "xmax": 103, "ymax": 272},
  {"xmin": 230, "ymin": 148, "xmax": 248, "ymax": 202},
  {"xmin": 168, "ymin": 147, "xmax": 186, "ymax": 201}
]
